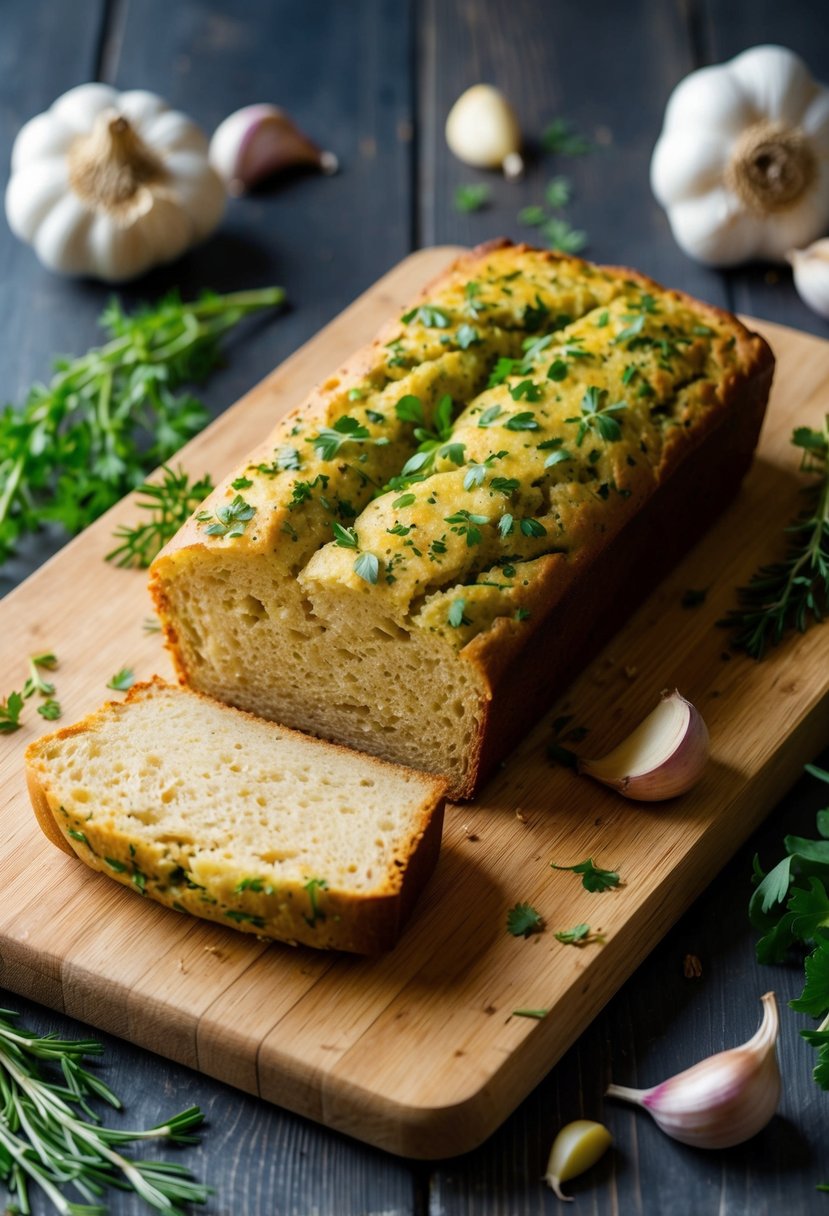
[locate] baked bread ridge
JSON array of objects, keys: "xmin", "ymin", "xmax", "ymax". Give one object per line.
[
  {"xmin": 24, "ymin": 679, "xmax": 446, "ymax": 954},
  {"xmin": 150, "ymin": 241, "xmax": 774, "ymax": 798}
]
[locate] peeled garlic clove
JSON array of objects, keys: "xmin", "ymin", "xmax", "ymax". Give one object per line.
[
  {"xmin": 445, "ymin": 84, "xmax": 524, "ymax": 179},
  {"xmin": 788, "ymin": 239, "xmax": 829, "ymax": 319},
  {"xmin": 607, "ymin": 992, "xmax": 780, "ymax": 1149},
  {"xmin": 210, "ymin": 104, "xmax": 338, "ymax": 195},
  {"xmin": 578, "ymin": 689, "xmax": 709, "ymax": 801},
  {"xmin": 544, "ymin": 1120, "xmax": 612, "ymax": 1201}
]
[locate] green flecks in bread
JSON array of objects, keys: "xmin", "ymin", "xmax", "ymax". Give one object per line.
[{"xmin": 150, "ymin": 242, "xmax": 773, "ymax": 797}]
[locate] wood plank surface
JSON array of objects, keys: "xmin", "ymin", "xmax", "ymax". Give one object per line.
[{"xmin": 1, "ymin": 246, "xmax": 828, "ymax": 1161}]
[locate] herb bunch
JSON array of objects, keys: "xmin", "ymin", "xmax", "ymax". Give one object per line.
[
  {"xmin": 0, "ymin": 286, "xmax": 284, "ymax": 567},
  {"xmin": 0, "ymin": 1008, "xmax": 209, "ymax": 1214},
  {"xmin": 721, "ymin": 419, "xmax": 829, "ymax": 658},
  {"xmin": 751, "ymin": 763, "xmax": 829, "ymax": 1088}
]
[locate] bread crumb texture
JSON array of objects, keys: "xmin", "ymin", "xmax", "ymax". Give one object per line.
[
  {"xmin": 25, "ymin": 681, "xmax": 445, "ymax": 953},
  {"xmin": 150, "ymin": 243, "xmax": 770, "ymax": 796}
]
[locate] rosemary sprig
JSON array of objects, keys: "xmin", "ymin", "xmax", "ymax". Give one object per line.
[
  {"xmin": 0, "ymin": 286, "xmax": 284, "ymax": 567},
  {"xmin": 720, "ymin": 418, "xmax": 829, "ymax": 658},
  {"xmin": 0, "ymin": 1008, "xmax": 209, "ymax": 1214},
  {"xmin": 106, "ymin": 466, "xmax": 214, "ymax": 569}
]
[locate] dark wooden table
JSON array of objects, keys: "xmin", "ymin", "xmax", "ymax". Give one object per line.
[{"xmin": 2, "ymin": 1, "xmax": 828, "ymax": 1212}]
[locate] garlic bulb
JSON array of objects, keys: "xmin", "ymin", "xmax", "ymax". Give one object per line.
[
  {"xmin": 651, "ymin": 46, "xmax": 829, "ymax": 266},
  {"xmin": 607, "ymin": 992, "xmax": 780, "ymax": 1149},
  {"xmin": 209, "ymin": 105, "xmax": 338, "ymax": 196},
  {"xmin": 5, "ymin": 84, "xmax": 225, "ymax": 282},
  {"xmin": 578, "ymin": 690, "xmax": 709, "ymax": 801},
  {"xmin": 788, "ymin": 239, "xmax": 829, "ymax": 319},
  {"xmin": 544, "ymin": 1120, "xmax": 612, "ymax": 1201},
  {"xmin": 445, "ymin": 85, "xmax": 524, "ymax": 179}
]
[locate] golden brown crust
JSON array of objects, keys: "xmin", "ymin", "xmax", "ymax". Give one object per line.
[{"xmin": 24, "ymin": 679, "xmax": 447, "ymax": 953}]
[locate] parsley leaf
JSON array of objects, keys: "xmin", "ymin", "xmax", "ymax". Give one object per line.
[
  {"xmin": 505, "ymin": 411, "xmax": 540, "ymax": 431},
  {"xmin": 353, "ymin": 553, "xmax": 380, "ymax": 584},
  {"xmin": 401, "ymin": 304, "xmax": 452, "ymax": 329},
  {"xmin": 507, "ymin": 903, "xmax": 544, "ymax": 937},
  {"xmin": 448, "ymin": 598, "xmax": 468, "ymax": 628},
  {"xmin": 454, "ymin": 183, "xmax": 491, "ymax": 213},
  {"xmin": 456, "ymin": 324, "xmax": 480, "ymax": 349},
  {"xmin": 542, "ymin": 117, "xmax": 591, "ymax": 156},
  {"xmin": 310, "ymin": 415, "xmax": 372, "ymax": 461},
  {"xmin": 107, "ymin": 667, "xmax": 135, "ymax": 692},
  {"xmin": 554, "ymin": 923, "xmax": 603, "ymax": 945},
  {"xmin": 331, "ymin": 522, "xmax": 359, "ymax": 549},
  {"xmin": 0, "ymin": 691, "xmax": 24, "ymax": 734},
  {"xmin": 195, "ymin": 494, "xmax": 256, "ymax": 539},
  {"xmin": 551, "ymin": 858, "xmax": 621, "ymax": 892},
  {"xmin": 478, "ymin": 404, "xmax": 503, "ymax": 428}
]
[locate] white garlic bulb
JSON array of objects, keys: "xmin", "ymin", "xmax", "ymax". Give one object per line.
[
  {"xmin": 651, "ymin": 46, "xmax": 829, "ymax": 266},
  {"xmin": 5, "ymin": 84, "xmax": 225, "ymax": 282}
]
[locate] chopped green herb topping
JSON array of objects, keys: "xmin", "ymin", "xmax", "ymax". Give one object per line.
[{"xmin": 196, "ymin": 494, "xmax": 256, "ymax": 538}]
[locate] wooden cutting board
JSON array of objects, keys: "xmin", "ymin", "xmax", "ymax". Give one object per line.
[{"xmin": 1, "ymin": 246, "xmax": 828, "ymax": 1160}]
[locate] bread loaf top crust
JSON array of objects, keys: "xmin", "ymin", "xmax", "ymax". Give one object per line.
[{"xmin": 151, "ymin": 240, "xmax": 773, "ymax": 696}]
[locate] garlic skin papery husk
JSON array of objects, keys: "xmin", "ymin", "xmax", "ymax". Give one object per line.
[
  {"xmin": 651, "ymin": 45, "xmax": 829, "ymax": 266},
  {"xmin": 607, "ymin": 992, "xmax": 780, "ymax": 1149},
  {"xmin": 5, "ymin": 84, "xmax": 225, "ymax": 282},
  {"xmin": 209, "ymin": 105, "xmax": 338, "ymax": 195},
  {"xmin": 445, "ymin": 84, "xmax": 524, "ymax": 178},
  {"xmin": 788, "ymin": 238, "xmax": 829, "ymax": 319},
  {"xmin": 578, "ymin": 690, "xmax": 709, "ymax": 802},
  {"xmin": 544, "ymin": 1120, "xmax": 612, "ymax": 1201}
]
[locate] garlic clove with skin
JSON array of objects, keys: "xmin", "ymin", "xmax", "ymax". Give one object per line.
[
  {"xmin": 445, "ymin": 85, "xmax": 524, "ymax": 179},
  {"xmin": 578, "ymin": 689, "xmax": 709, "ymax": 802},
  {"xmin": 209, "ymin": 105, "xmax": 338, "ymax": 196},
  {"xmin": 788, "ymin": 239, "xmax": 829, "ymax": 320},
  {"xmin": 544, "ymin": 1120, "xmax": 612, "ymax": 1201},
  {"xmin": 607, "ymin": 992, "xmax": 780, "ymax": 1150}
]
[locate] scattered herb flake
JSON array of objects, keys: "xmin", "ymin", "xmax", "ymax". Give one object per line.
[
  {"xmin": 551, "ymin": 858, "xmax": 621, "ymax": 893},
  {"xmin": 454, "ymin": 183, "xmax": 491, "ymax": 213},
  {"xmin": 507, "ymin": 903, "xmax": 545, "ymax": 937},
  {"xmin": 106, "ymin": 667, "xmax": 135, "ymax": 693}
]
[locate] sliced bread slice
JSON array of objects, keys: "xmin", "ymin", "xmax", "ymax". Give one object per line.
[{"xmin": 25, "ymin": 679, "xmax": 446, "ymax": 953}]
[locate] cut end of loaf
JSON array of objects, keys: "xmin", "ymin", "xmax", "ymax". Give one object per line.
[
  {"xmin": 24, "ymin": 679, "xmax": 446, "ymax": 953},
  {"xmin": 151, "ymin": 551, "xmax": 489, "ymax": 800}
]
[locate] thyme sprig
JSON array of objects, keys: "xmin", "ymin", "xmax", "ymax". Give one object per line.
[
  {"xmin": 106, "ymin": 466, "xmax": 214, "ymax": 569},
  {"xmin": 721, "ymin": 419, "xmax": 829, "ymax": 658},
  {"xmin": 0, "ymin": 286, "xmax": 284, "ymax": 567},
  {"xmin": 0, "ymin": 1008, "xmax": 209, "ymax": 1214}
]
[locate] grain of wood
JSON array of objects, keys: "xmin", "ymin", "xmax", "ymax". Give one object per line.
[{"xmin": 1, "ymin": 248, "xmax": 828, "ymax": 1160}]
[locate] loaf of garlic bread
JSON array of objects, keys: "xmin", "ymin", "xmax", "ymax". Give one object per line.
[
  {"xmin": 150, "ymin": 241, "xmax": 774, "ymax": 798},
  {"xmin": 25, "ymin": 680, "xmax": 446, "ymax": 953}
]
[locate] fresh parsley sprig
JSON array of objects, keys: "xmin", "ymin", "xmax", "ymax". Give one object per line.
[
  {"xmin": 107, "ymin": 465, "xmax": 215, "ymax": 568},
  {"xmin": 551, "ymin": 857, "xmax": 621, "ymax": 892},
  {"xmin": 721, "ymin": 419, "xmax": 829, "ymax": 659},
  {"xmin": 751, "ymin": 763, "xmax": 829, "ymax": 1089},
  {"xmin": 0, "ymin": 1007, "xmax": 210, "ymax": 1215},
  {"xmin": 394, "ymin": 394, "xmax": 465, "ymax": 481},
  {"xmin": 0, "ymin": 691, "xmax": 24, "ymax": 734},
  {"xmin": 195, "ymin": 494, "xmax": 256, "ymax": 539},
  {"xmin": 566, "ymin": 386, "xmax": 626, "ymax": 446},
  {"xmin": 0, "ymin": 287, "xmax": 284, "ymax": 567}
]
